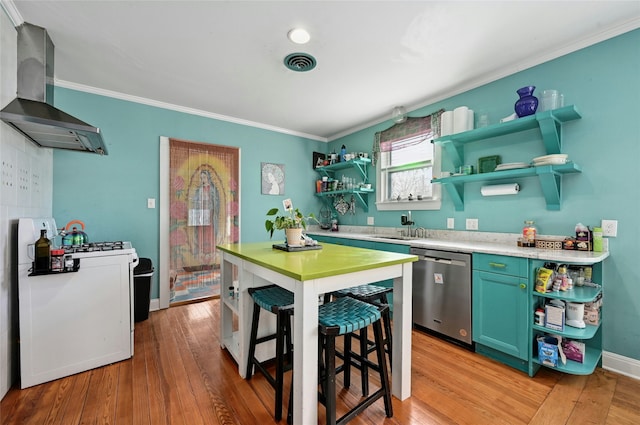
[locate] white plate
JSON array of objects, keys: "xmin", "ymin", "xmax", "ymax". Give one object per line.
[
  {"xmin": 533, "ymin": 159, "xmax": 569, "ymax": 166},
  {"xmin": 495, "ymin": 162, "xmax": 531, "ymax": 171},
  {"xmin": 533, "ymin": 158, "xmax": 568, "ymax": 165},
  {"xmin": 532, "ymin": 154, "xmax": 568, "ymax": 163}
]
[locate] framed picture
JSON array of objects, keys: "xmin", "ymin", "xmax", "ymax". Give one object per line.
[
  {"xmin": 261, "ymin": 162, "xmax": 285, "ymax": 195},
  {"xmin": 313, "ymin": 151, "xmax": 326, "ymax": 169}
]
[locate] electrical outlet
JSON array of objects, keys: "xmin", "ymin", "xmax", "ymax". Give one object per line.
[
  {"xmin": 147, "ymin": 198, "xmax": 156, "ymax": 209},
  {"xmin": 447, "ymin": 218, "xmax": 455, "ymax": 229},
  {"xmin": 466, "ymin": 218, "xmax": 478, "ymax": 230},
  {"xmin": 367, "ymin": 216, "xmax": 374, "ymax": 225},
  {"xmin": 601, "ymin": 219, "xmax": 618, "ymax": 237}
]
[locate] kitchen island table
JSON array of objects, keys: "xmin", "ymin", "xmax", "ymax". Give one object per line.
[{"xmin": 217, "ymin": 241, "xmax": 417, "ymax": 424}]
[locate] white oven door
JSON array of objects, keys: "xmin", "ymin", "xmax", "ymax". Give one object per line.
[{"xmin": 19, "ymin": 253, "xmax": 133, "ymax": 389}]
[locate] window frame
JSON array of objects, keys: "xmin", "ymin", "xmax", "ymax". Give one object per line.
[{"xmin": 375, "ymin": 138, "xmax": 442, "ymax": 211}]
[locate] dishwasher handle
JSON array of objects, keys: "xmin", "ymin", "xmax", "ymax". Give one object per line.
[{"xmin": 422, "ymin": 255, "xmax": 467, "ymax": 267}]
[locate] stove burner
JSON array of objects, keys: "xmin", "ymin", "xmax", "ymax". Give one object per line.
[{"xmin": 64, "ymin": 241, "xmax": 126, "ymax": 253}]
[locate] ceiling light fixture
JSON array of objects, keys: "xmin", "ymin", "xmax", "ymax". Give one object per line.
[
  {"xmin": 288, "ymin": 28, "xmax": 310, "ymax": 44},
  {"xmin": 392, "ymin": 106, "xmax": 407, "ymax": 123}
]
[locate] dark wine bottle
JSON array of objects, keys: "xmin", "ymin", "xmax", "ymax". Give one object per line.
[{"xmin": 34, "ymin": 229, "xmax": 51, "ymax": 272}]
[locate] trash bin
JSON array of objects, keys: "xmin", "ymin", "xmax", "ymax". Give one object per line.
[{"xmin": 133, "ymin": 258, "xmax": 154, "ymax": 322}]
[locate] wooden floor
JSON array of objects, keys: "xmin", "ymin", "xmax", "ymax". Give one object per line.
[{"xmin": 1, "ymin": 299, "xmax": 639, "ymax": 425}]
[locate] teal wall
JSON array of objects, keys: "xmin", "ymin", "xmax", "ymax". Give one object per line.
[
  {"xmin": 53, "ymin": 29, "xmax": 639, "ymax": 361},
  {"xmin": 51, "ymin": 93, "xmax": 325, "ymax": 297},
  {"xmin": 329, "ymin": 30, "xmax": 640, "ymax": 361}
]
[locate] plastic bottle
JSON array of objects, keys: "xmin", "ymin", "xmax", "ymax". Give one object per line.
[
  {"xmin": 340, "ymin": 145, "xmax": 347, "ymax": 162},
  {"xmin": 34, "ymin": 229, "xmax": 51, "ymax": 272}
]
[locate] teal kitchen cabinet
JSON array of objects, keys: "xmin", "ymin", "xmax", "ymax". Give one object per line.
[{"xmin": 473, "ymin": 253, "xmax": 531, "ymax": 373}]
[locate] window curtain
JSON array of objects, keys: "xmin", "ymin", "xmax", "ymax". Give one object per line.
[{"xmin": 372, "ymin": 109, "xmax": 444, "ymax": 165}]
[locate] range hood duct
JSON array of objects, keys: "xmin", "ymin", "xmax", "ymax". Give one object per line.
[{"xmin": 0, "ymin": 23, "xmax": 107, "ymax": 155}]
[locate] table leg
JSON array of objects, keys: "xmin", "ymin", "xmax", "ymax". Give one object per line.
[
  {"xmin": 292, "ymin": 281, "xmax": 319, "ymax": 424},
  {"xmin": 392, "ymin": 262, "xmax": 413, "ymax": 399}
]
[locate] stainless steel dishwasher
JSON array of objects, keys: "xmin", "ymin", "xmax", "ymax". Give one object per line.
[{"xmin": 411, "ymin": 247, "xmax": 473, "ymax": 348}]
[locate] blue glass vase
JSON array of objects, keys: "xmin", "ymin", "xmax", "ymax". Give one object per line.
[{"xmin": 514, "ymin": 86, "xmax": 538, "ymax": 117}]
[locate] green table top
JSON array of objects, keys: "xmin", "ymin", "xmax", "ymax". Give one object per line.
[{"xmin": 217, "ymin": 241, "xmax": 418, "ymax": 281}]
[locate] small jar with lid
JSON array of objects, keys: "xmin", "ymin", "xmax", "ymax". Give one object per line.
[
  {"xmin": 522, "ymin": 220, "xmax": 538, "ymax": 247},
  {"xmin": 51, "ymin": 249, "xmax": 65, "ymax": 272}
]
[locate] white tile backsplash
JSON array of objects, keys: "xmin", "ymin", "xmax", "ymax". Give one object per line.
[{"xmin": 0, "ymin": 12, "xmax": 53, "ymax": 399}]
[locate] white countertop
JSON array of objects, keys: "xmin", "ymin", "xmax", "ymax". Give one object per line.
[{"xmin": 306, "ymin": 226, "xmax": 609, "ymax": 265}]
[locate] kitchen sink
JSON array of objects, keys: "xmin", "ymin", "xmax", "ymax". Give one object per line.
[{"xmin": 370, "ymin": 235, "xmax": 418, "ymax": 241}]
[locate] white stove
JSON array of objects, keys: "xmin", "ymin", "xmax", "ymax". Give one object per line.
[{"xmin": 17, "ymin": 217, "xmax": 138, "ymax": 388}]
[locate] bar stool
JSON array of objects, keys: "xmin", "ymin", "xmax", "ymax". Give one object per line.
[
  {"xmin": 245, "ymin": 285, "xmax": 294, "ymax": 422},
  {"xmin": 324, "ymin": 284, "xmax": 393, "ymax": 395},
  {"xmin": 317, "ymin": 296, "xmax": 393, "ymax": 425}
]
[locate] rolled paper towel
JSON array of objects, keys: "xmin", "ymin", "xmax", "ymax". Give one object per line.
[
  {"xmin": 441, "ymin": 111, "xmax": 454, "ymax": 136},
  {"xmin": 453, "ymin": 106, "xmax": 469, "ymax": 133},
  {"xmin": 480, "ymin": 183, "xmax": 520, "ymax": 196}
]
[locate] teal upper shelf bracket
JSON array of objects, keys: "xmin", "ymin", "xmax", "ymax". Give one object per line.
[
  {"xmin": 433, "ymin": 162, "xmax": 582, "ymax": 211},
  {"xmin": 433, "ymin": 105, "xmax": 582, "ymax": 170}
]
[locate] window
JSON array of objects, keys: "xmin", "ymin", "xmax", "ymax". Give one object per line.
[{"xmin": 374, "ymin": 112, "xmax": 443, "ymax": 211}]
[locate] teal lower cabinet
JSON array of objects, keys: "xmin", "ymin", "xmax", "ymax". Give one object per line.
[{"xmin": 472, "ymin": 253, "xmax": 531, "ymax": 374}]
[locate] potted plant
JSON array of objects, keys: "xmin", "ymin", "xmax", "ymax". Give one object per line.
[{"xmin": 265, "ymin": 199, "xmax": 317, "ymax": 246}]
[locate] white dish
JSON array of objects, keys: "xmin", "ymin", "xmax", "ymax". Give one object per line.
[
  {"xmin": 532, "ymin": 154, "xmax": 568, "ymax": 163},
  {"xmin": 533, "ymin": 158, "xmax": 568, "ymax": 165},
  {"xmin": 495, "ymin": 162, "xmax": 531, "ymax": 171}
]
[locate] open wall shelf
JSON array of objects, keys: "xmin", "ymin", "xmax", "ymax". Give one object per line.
[{"xmin": 432, "ymin": 105, "xmax": 582, "ymax": 211}]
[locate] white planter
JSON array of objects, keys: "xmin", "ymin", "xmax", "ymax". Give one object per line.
[{"xmin": 285, "ymin": 228, "xmax": 304, "ymax": 246}]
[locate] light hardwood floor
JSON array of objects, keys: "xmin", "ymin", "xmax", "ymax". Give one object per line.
[{"xmin": 1, "ymin": 298, "xmax": 638, "ymax": 424}]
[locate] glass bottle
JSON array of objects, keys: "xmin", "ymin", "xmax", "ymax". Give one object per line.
[
  {"xmin": 522, "ymin": 220, "xmax": 538, "ymax": 246},
  {"xmin": 34, "ymin": 229, "xmax": 51, "ymax": 272}
]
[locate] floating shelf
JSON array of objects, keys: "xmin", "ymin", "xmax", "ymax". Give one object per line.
[
  {"xmin": 315, "ymin": 158, "xmax": 373, "ymax": 212},
  {"xmin": 433, "ymin": 105, "xmax": 582, "ymax": 169},
  {"xmin": 432, "ymin": 162, "xmax": 582, "ymax": 211},
  {"xmin": 315, "ymin": 158, "xmax": 371, "ymax": 182}
]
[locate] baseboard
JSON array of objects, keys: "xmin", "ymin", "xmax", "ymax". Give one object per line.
[{"xmin": 603, "ymin": 351, "xmax": 640, "ymax": 380}]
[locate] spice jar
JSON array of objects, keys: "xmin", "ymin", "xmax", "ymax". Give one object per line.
[
  {"xmin": 51, "ymin": 249, "xmax": 65, "ymax": 272},
  {"xmin": 522, "ymin": 220, "xmax": 538, "ymax": 246}
]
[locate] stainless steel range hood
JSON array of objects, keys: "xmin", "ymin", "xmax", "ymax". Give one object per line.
[{"xmin": 0, "ymin": 23, "xmax": 107, "ymax": 155}]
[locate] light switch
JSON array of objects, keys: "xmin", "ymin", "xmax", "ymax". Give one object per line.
[{"xmin": 147, "ymin": 198, "xmax": 156, "ymax": 209}]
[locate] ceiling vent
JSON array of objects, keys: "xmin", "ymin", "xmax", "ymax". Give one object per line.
[{"xmin": 284, "ymin": 53, "xmax": 316, "ymax": 72}]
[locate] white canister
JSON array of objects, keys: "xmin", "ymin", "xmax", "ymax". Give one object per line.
[
  {"xmin": 453, "ymin": 106, "xmax": 469, "ymax": 134},
  {"xmin": 441, "ymin": 111, "xmax": 454, "ymax": 136}
]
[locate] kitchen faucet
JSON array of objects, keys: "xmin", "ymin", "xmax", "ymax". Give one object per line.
[{"xmin": 401, "ymin": 211, "xmax": 415, "ymax": 237}]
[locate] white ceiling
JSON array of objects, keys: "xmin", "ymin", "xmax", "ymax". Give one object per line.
[{"xmin": 3, "ymin": 1, "xmax": 640, "ymax": 141}]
